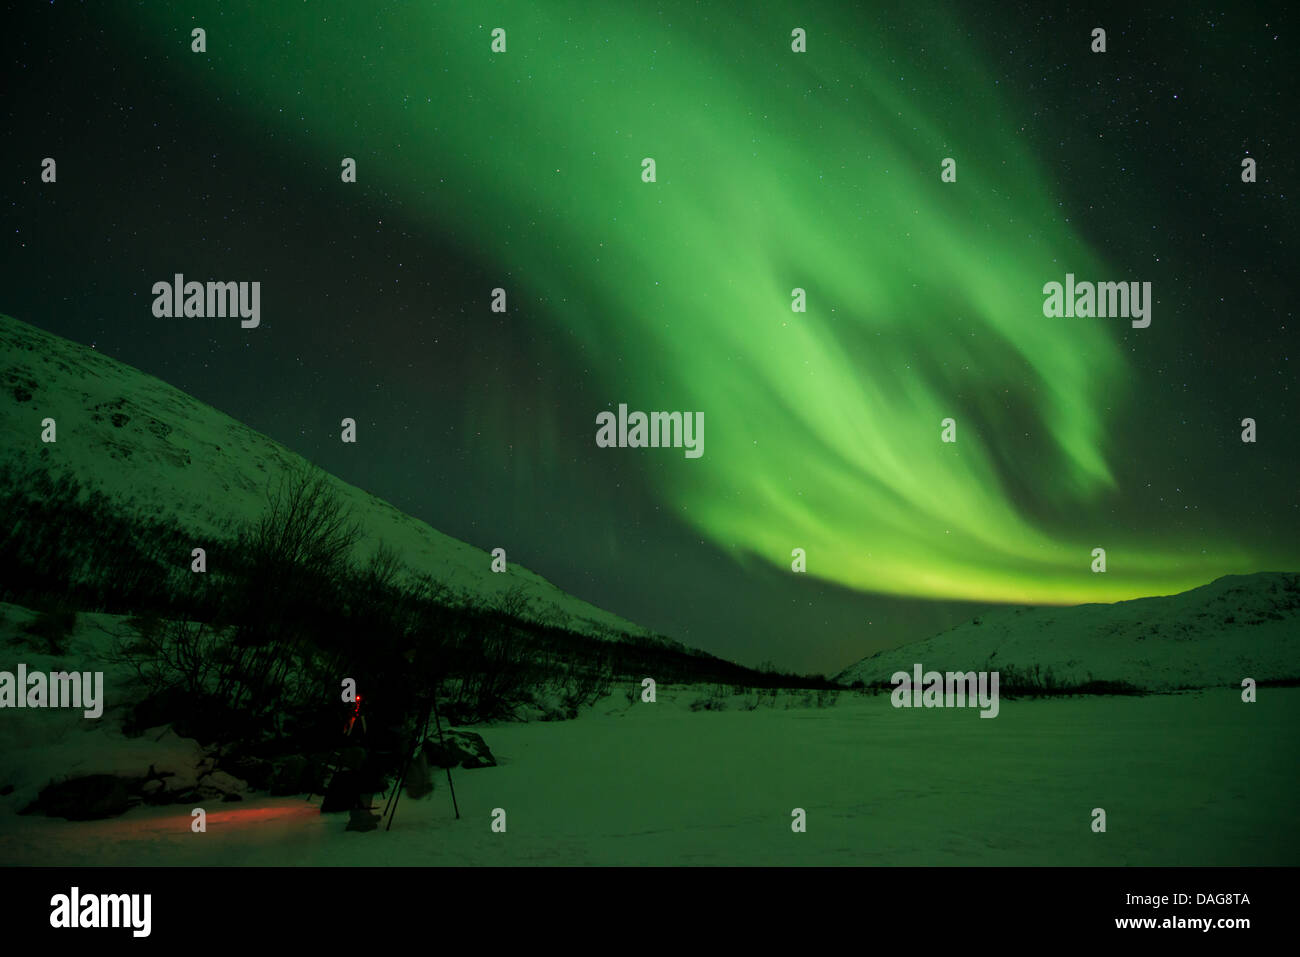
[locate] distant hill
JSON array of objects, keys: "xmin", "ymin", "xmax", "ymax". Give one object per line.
[
  {"xmin": 0, "ymin": 312, "xmax": 662, "ymax": 644},
  {"xmin": 837, "ymin": 572, "xmax": 1300, "ymax": 691}
]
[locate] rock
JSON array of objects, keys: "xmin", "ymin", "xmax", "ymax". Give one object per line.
[
  {"xmin": 198, "ymin": 770, "xmax": 246, "ymax": 796},
  {"xmin": 22, "ymin": 774, "xmax": 135, "ymax": 820},
  {"xmin": 268, "ymin": 755, "xmax": 308, "ymax": 796},
  {"xmin": 423, "ymin": 729, "xmax": 496, "ymax": 770},
  {"xmin": 155, "ymin": 766, "xmax": 199, "ymax": 793},
  {"xmin": 139, "ymin": 779, "xmax": 170, "ymax": 806},
  {"xmin": 189, "ymin": 768, "xmax": 248, "ymax": 803},
  {"xmin": 221, "ymin": 755, "xmax": 272, "ymax": 791}
]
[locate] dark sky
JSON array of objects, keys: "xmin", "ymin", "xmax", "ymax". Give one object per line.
[{"xmin": 2, "ymin": 1, "xmax": 1295, "ymax": 675}]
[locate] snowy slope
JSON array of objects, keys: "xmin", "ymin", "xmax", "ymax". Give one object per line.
[
  {"xmin": 0, "ymin": 313, "xmax": 654, "ymax": 641},
  {"xmin": 837, "ymin": 572, "xmax": 1300, "ymax": 691}
]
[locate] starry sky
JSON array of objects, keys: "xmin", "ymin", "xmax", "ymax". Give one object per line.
[{"xmin": 2, "ymin": 1, "xmax": 1295, "ymax": 674}]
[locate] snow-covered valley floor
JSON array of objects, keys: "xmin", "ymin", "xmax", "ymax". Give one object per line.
[{"xmin": 3, "ymin": 687, "xmax": 1296, "ymax": 866}]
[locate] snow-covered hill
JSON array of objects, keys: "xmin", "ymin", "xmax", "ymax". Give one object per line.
[
  {"xmin": 837, "ymin": 572, "xmax": 1300, "ymax": 691},
  {"xmin": 0, "ymin": 313, "xmax": 655, "ymax": 641}
]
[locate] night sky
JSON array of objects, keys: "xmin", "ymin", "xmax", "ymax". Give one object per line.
[{"xmin": 3, "ymin": 1, "xmax": 1295, "ymax": 675}]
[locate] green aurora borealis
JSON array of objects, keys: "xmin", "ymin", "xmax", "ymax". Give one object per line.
[{"xmin": 111, "ymin": 0, "xmax": 1289, "ymax": 607}]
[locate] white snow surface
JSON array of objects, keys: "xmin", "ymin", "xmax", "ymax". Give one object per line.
[{"xmin": 2, "ymin": 606, "xmax": 1297, "ymax": 866}]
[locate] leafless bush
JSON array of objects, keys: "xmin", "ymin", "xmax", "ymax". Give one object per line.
[
  {"xmin": 492, "ymin": 583, "xmax": 534, "ymax": 620},
  {"xmin": 108, "ymin": 617, "xmax": 223, "ymax": 698}
]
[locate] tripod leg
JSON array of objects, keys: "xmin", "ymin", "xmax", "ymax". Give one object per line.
[
  {"xmin": 380, "ymin": 757, "xmax": 406, "ymax": 821},
  {"xmin": 430, "ymin": 690, "xmax": 461, "ymax": 820},
  {"xmin": 381, "ymin": 732, "xmax": 417, "ymax": 826},
  {"xmin": 385, "ymin": 699, "xmax": 432, "ymax": 831},
  {"xmin": 382, "ymin": 766, "xmax": 406, "ymax": 831}
]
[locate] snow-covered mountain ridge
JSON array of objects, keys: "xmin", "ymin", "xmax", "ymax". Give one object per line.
[
  {"xmin": 0, "ymin": 312, "xmax": 657, "ymax": 642},
  {"xmin": 838, "ymin": 572, "xmax": 1300, "ymax": 691}
]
